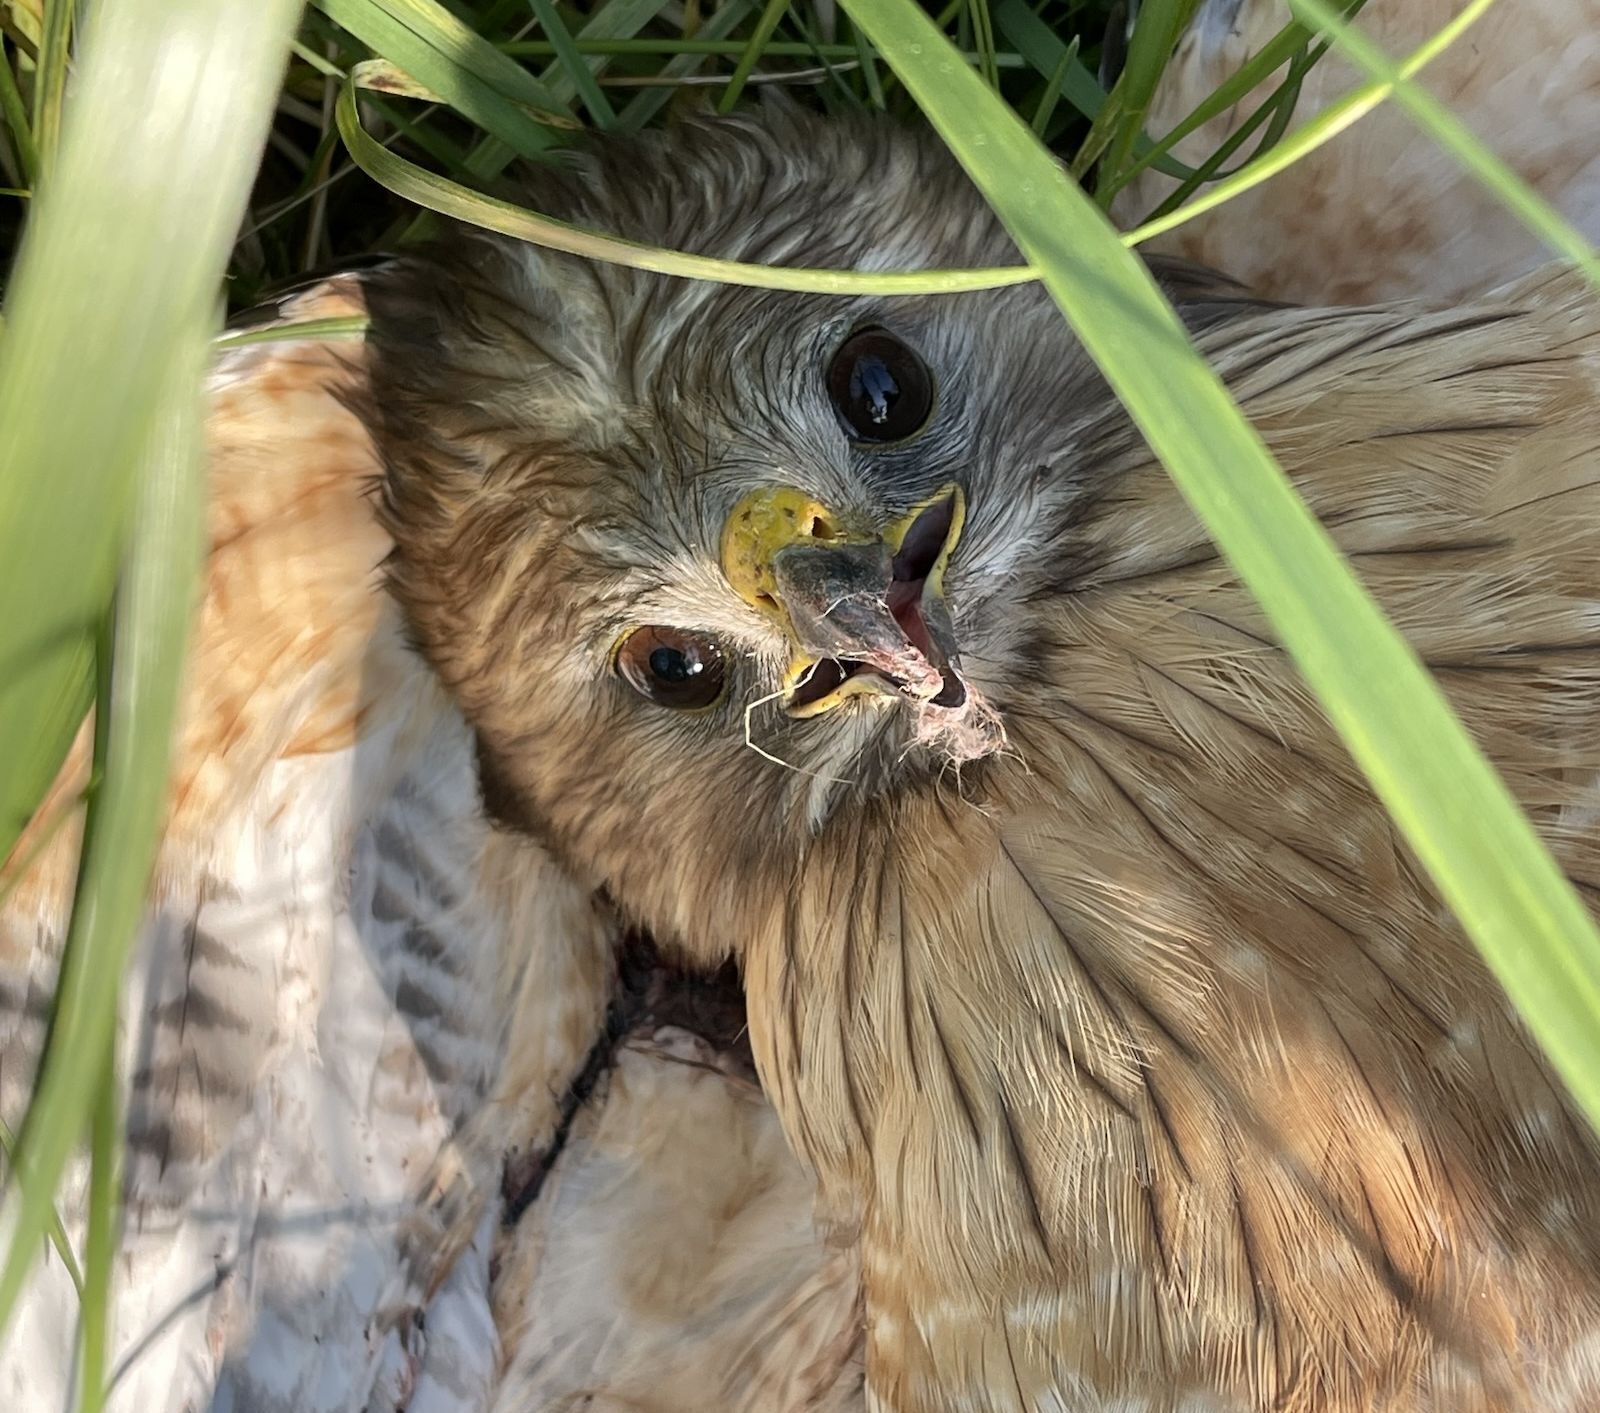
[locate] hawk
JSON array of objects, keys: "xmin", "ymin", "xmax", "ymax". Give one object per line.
[{"xmin": 354, "ymin": 108, "xmax": 1600, "ymax": 1411}]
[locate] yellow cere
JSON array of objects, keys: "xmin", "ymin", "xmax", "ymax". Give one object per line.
[{"xmin": 719, "ymin": 481, "xmax": 967, "ymax": 716}]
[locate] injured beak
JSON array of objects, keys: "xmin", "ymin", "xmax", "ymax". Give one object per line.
[{"xmin": 720, "ymin": 483, "xmax": 1001, "ymax": 764}]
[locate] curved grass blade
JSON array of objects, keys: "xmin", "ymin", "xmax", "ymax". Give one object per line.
[
  {"xmin": 1102, "ymin": 0, "xmax": 1370, "ymax": 202},
  {"xmin": 1141, "ymin": 34, "xmax": 1317, "ymax": 222},
  {"xmin": 314, "ymin": 0, "xmax": 560, "ymax": 156},
  {"xmin": 337, "ymin": 74, "xmax": 1034, "ymax": 293},
  {"xmin": 838, "ymin": 0, "xmax": 1600, "ymax": 1133}
]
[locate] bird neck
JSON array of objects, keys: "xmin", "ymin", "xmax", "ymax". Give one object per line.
[{"xmin": 740, "ymin": 711, "xmax": 1600, "ymax": 1409}]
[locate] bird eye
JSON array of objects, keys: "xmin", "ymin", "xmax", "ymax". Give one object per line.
[
  {"xmin": 614, "ymin": 626, "xmax": 727, "ymax": 709},
  {"xmin": 826, "ymin": 327, "xmax": 934, "ymax": 444}
]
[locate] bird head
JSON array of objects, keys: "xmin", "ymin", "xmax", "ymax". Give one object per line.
[{"xmin": 359, "ymin": 107, "xmax": 1249, "ymax": 944}]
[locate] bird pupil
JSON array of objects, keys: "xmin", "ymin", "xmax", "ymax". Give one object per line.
[
  {"xmin": 851, "ymin": 354, "xmax": 900, "ymax": 426},
  {"xmin": 650, "ymin": 644, "xmax": 696, "ymax": 683}
]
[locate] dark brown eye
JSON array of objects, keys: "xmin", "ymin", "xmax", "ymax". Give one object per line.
[
  {"xmin": 615, "ymin": 626, "xmax": 727, "ymax": 709},
  {"xmin": 826, "ymin": 327, "xmax": 934, "ymax": 444}
]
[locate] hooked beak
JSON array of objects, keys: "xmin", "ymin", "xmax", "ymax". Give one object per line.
[{"xmin": 720, "ymin": 483, "xmax": 970, "ymax": 719}]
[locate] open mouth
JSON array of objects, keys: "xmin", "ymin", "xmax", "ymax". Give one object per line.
[{"xmin": 786, "ymin": 492, "xmax": 967, "ymax": 715}]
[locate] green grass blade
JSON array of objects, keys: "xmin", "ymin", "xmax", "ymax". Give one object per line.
[
  {"xmin": 498, "ymin": 38, "xmax": 868, "ymax": 60},
  {"xmin": 1093, "ymin": 0, "xmax": 1197, "ymax": 201},
  {"xmin": 0, "ymin": 0, "xmax": 295, "ymax": 1336},
  {"xmin": 526, "ymin": 0, "xmax": 616, "ymax": 128},
  {"xmin": 1102, "ymin": 0, "xmax": 1368, "ymax": 202},
  {"xmin": 1106, "ymin": 15, "xmax": 1297, "ymax": 196},
  {"xmin": 0, "ymin": 319, "xmax": 207, "ymax": 1340},
  {"xmin": 337, "ymin": 73, "xmax": 1035, "ymax": 293},
  {"xmin": 0, "ymin": 643, "xmax": 92, "ymax": 869},
  {"xmin": 314, "ymin": 0, "xmax": 559, "ymax": 156},
  {"xmin": 0, "ymin": 0, "xmax": 302, "ymax": 866},
  {"xmin": 849, "ymin": 14, "xmax": 886, "ymax": 109},
  {"xmin": 968, "ymin": 0, "xmax": 1000, "ymax": 92},
  {"xmin": 1289, "ymin": 0, "xmax": 1600, "ymax": 285},
  {"xmin": 1139, "ymin": 35, "xmax": 1316, "ymax": 222},
  {"xmin": 1029, "ymin": 36, "xmax": 1079, "ymax": 137},
  {"xmin": 838, "ymin": 0, "xmax": 1600, "ymax": 1133},
  {"xmin": 29, "ymin": 0, "xmax": 68, "ymax": 174},
  {"xmin": 214, "ymin": 314, "xmax": 371, "ymax": 351},
  {"xmin": 994, "ymin": 0, "xmax": 1197, "ymax": 180},
  {"xmin": 716, "ymin": 0, "xmax": 790, "ymax": 114},
  {"xmin": 0, "ymin": 38, "xmax": 38, "ymax": 186},
  {"xmin": 75, "ymin": 1031, "xmax": 120, "ymax": 1413},
  {"xmin": 993, "ymin": 0, "xmax": 1114, "ymax": 125},
  {"xmin": 611, "ymin": 0, "xmax": 761, "ymax": 131},
  {"xmin": 0, "ymin": 1118, "xmax": 81, "ymax": 1300},
  {"xmin": 423, "ymin": 0, "xmax": 671, "ymax": 217},
  {"xmin": 616, "ymin": 0, "xmax": 757, "ymax": 131},
  {"xmin": 1123, "ymin": 0, "xmax": 1496, "ymax": 246}
]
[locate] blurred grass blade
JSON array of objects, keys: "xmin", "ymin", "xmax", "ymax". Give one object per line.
[
  {"xmin": 71, "ymin": 621, "xmax": 126, "ymax": 1413},
  {"xmin": 0, "ymin": 0, "xmax": 302, "ymax": 864},
  {"xmin": 215, "ymin": 313, "xmax": 370, "ymax": 352},
  {"xmin": 28, "ymin": 0, "xmax": 67, "ymax": 174},
  {"xmin": 1289, "ymin": 0, "xmax": 1600, "ymax": 285},
  {"xmin": 0, "ymin": 39, "xmax": 39, "ymax": 185},
  {"xmin": 0, "ymin": 1118, "xmax": 81, "ymax": 1300},
  {"xmin": 1124, "ymin": 0, "xmax": 1496, "ymax": 246},
  {"xmin": 337, "ymin": 74, "xmax": 1035, "ymax": 293},
  {"xmin": 77, "ymin": 1031, "xmax": 120, "ymax": 1412},
  {"xmin": 314, "ymin": 0, "xmax": 561, "ymax": 156},
  {"xmin": 0, "ymin": 318, "xmax": 207, "ymax": 1340},
  {"xmin": 0, "ymin": 0, "xmax": 296, "ymax": 1337},
  {"xmin": 839, "ymin": 0, "xmax": 1600, "ymax": 1132}
]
